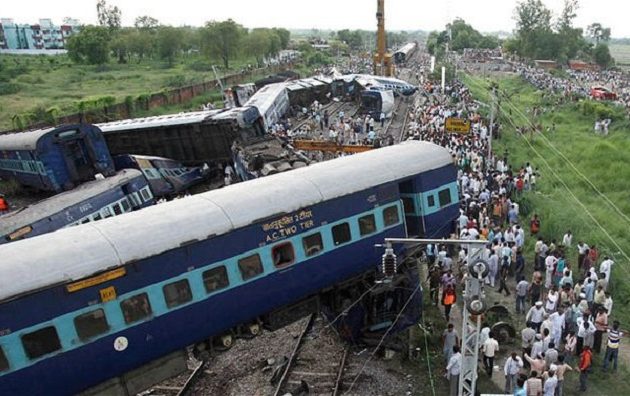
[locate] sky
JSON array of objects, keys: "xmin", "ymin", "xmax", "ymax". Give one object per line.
[{"xmin": 3, "ymin": 0, "xmax": 630, "ymax": 38}]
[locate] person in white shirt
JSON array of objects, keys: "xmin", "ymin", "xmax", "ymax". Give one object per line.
[
  {"xmin": 599, "ymin": 256, "xmax": 614, "ymax": 283},
  {"xmin": 504, "ymin": 351, "xmax": 524, "ymax": 393},
  {"xmin": 543, "ymin": 366, "xmax": 558, "ymax": 396},
  {"xmin": 562, "ymin": 230, "xmax": 572, "ymax": 247},
  {"xmin": 545, "ymin": 254, "xmax": 558, "ymax": 289},
  {"xmin": 445, "ymin": 346, "xmax": 462, "ymax": 396},
  {"xmin": 482, "ymin": 333, "xmax": 500, "ymax": 377}
]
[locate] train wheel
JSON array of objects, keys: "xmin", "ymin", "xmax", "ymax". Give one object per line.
[
  {"xmin": 248, "ymin": 323, "xmax": 261, "ymax": 336},
  {"xmin": 220, "ymin": 334, "xmax": 234, "ymax": 349}
]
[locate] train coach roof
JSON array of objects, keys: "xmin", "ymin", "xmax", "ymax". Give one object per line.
[
  {"xmin": 245, "ymin": 82, "xmax": 288, "ymax": 108},
  {"xmin": 0, "ymin": 141, "xmax": 453, "ymax": 302},
  {"xmin": 0, "ymin": 169, "xmax": 143, "ymax": 237},
  {"xmin": 0, "ymin": 127, "xmax": 56, "ymax": 151},
  {"xmin": 395, "ymin": 42, "xmax": 416, "ymax": 54},
  {"xmin": 97, "ymin": 110, "xmax": 224, "ymax": 133}
]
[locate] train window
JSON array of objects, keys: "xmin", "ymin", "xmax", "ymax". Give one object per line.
[
  {"xmin": 120, "ymin": 293, "xmax": 153, "ymax": 324},
  {"xmin": 102, "ymin": 207, "xmax": 113, "ymax": 219},
  {"xmin": 427, "ymin": 195, "xmax": 435, "ymax": 207},
  {"xmin": 163, "ymin": 279, "xmax": 193, "ymax": 308},
  {"xmin": 140, "ymin": 188, "xmax": 152, "ymax": 202},
  {"xmin": 92, "ymin": 213, "xmax": 102, "ymax": 221},
  {"xmin": 203, "ymin": 266, "xmax": 229, "ymax": 293},
  {"xmin": 121, "ymin": 199, "xmax": 131, "ymax": 212},
  {"xmin": 74, "ymin": 309, "xmax": 110, "ymax": 341},
  {"xmin": 302, "ymin": 233, "xmax": 323, "ymax": 257},
  {"xmin": 238, "ymin": 254, "xmax": 263, "ymax": 281},
  {"xmin": 272, "ymin": 243, "xmax": 295, "ymax": 268},
  {"xmin": 0, "ymin": 346, "xmax": 7, "ymax": 371},
  {"xmin": 438, "ymin": 188, "xmax": 452, "ymax": 207},
  {"xmin": 81, "ymin": 218, "xmax": 90, "ymax": 224},
  {"xmin": 383, "ymin": 206, "xmax": 400, "ymax": 226},
  {"xmin": 359, "ymin": 214, "xmax": 377, "ymax": 236},
  {"xmin": 402, "ymin": 197, "xmax": 415, "ymax": 214},
  {"xmin": 113, "ymin": 203, "xmax": 123, "ymax": 216},
  {"xmin": 332, "ymin": 223, "xmax": 351, "ymax": 245},
  {"xmin": 21, "ymin": 326, "xmax": 62, "ymax": 360}
]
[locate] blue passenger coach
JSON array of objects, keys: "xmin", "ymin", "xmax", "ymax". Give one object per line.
[
  {"xmin": 0, "ymin": 124, "xmax": 115, "ymax": 192},
  {"xmin": 0, "ymin": 169, "xmax": 154, "ymax": 245},
  {"xmin": 0, "ymin": 141, "xmax": 459, "ymax": 395}
]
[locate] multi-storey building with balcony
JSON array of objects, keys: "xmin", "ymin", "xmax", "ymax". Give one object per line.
[{"xmin": 0, "ymin": 18, "xmax": 80, "ymax": 50}]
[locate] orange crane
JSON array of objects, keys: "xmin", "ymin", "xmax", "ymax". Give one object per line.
[
  {"xmin": 373, "ymin": 0, "xmax": 394, "ymax": 76},
  {"xmin": 292, "ymin": 140, "xmax": 373, "ymax": 154}
]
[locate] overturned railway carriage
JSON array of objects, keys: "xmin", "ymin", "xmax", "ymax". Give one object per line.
[
  {"xmin": 113, "ymin": 155, "xmax": 207, "ymax": 198},
  {"xmin": 0, "ymin": 141, "xmax": 459, "ymax": 395},
  {"xmin": 285, "ymin": 77, "xmax": 332, "ymax": 108},
  {"xmin": 0, "ymin": 169, "xmax": 153, "ymax": 245},
  {"xmin": 0, "ymin": 124, "xmax": 115, "ymax": 192},
  {"xmin": 98, "ymin": 109, "xmax": 264, "ymax": 166},
  {"xmin": 245, "ymin": 82, "xmax": 291, "ymax": 131}
]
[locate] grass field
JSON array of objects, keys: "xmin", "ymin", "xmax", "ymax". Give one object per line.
[
  {"xmin": 463, "ymin": 72, "xmax": 630, "ymax": 395},
  {"xmin": 0, "ymin": 55, "xmax": 273, "ymax": 131},
  {"xmin": 610, "ymin": 43, "xmax": 630, "ymax": 68}
]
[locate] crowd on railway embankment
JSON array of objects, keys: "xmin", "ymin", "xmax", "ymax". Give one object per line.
[{"xmin": 405, "ymin": 64, "xmax": 623, "ymax": 395}]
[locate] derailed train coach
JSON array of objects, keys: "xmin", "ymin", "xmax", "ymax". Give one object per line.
[
  {"xmin": 393, "ymin": 42, "xmax": 418, "ymax": 64},
  {"xmin": 285, "ymin": 77, "xmax": 333, "ymax": 108},
  {"xmin": 0, "ymin": 141, "xmax": 459, "ymax": 395},
  {"xmin": 0, "ymin": 124, "xmax": 115, "ymax": 193},
  {"xmin": 97, "ymin": 108, "xmax": 265, "ymax": 166},
  {"xmin": 0, "ymin": 169, "xmax": 154, "ymax": 245}
]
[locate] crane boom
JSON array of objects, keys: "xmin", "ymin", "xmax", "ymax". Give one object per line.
[{"xmin": 373, "ymin": 0, "xmax": 394, "ymax": 76}]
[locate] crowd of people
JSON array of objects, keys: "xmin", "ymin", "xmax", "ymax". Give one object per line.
[
  {"xmin": 405, "ymin": 68, "xmax": 624, "ymax": 395},
  {"xmin": 518, "ymin": 63, "xmax": 630, "ymax": 115}
]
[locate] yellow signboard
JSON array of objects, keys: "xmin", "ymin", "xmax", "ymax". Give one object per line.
[
  {"xmin": 8, "ymin": 226, "xmax": 32, "ymax": 241},
  {"xmin": 99, "ymin": 286, "xmax": 117, "ymax": 303},
  {"xmin": 66, "ymin": 268, "xmax": 127, "ymax": 293},
  {"xmin": 445, "ymin": 118, "xmax": 471, "ymax": 134}
]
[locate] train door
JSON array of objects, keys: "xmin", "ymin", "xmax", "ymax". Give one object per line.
[
  {"xmin": 61, "ymin": 138, "xmax": 96, "ymax": 184},
  {"xmin": 398, "ymin": 180, "xmax": 424, "ymax": 237}
]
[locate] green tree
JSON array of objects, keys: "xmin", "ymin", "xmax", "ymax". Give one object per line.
[
  {"xmin": 128, "ymin": 29, "xmax": 155, "ymax": 60},
  {"xmin": 513, "ymin": 0, "xmax": 553, "ymax": 59},
  {"xmin": 200, "ymin": 19, "xmax": 246, "ymax": 69},
  {"xmin": 587, "ymin": 23, "xmax": 612, "ymax": 44},
  {"xmin": 245, "ymin": 29, "xmax": 272, "ymax": 67},
  {"xmin": 96, "ymin": 0, "xmax": 121, "ymax": 31},
  {"xmin": 66, "ymin": 26, "xmax": 111, "ymax": 65},
  {"xmin": 134, "ymin": 16, "xmax": 159, "ymax": 31},
  {"xmin": 272, "ymin": 28, "xmax": 291, "ymax": 49},
  {"xmin": 593, "ymin": 43, "xmax": 613, "ymax": 68},
  {"xmin": 157, "ymin": 27, "xmax": 184, "ymax": 67}
]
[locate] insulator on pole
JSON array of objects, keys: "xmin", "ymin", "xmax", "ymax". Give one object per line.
[{"xmin": 381, "ymin": 247, "xmax": 397, "ymax": 277}]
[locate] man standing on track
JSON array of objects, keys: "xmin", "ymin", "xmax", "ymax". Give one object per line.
[{"xmin": 482, "ymin": 332, "xmax": 499, "ymax": 377}]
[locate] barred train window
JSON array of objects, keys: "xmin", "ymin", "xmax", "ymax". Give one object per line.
[
  {"xmin": 438, "ymin": 188, "xmax": 452, "ymax": 207},
  {"xmin": 302, "ymin": 233, "xmax": 323, "ymax": 257},
  {"xmin": 427, "ymin": 195, "xmax": 435, "ymax": 207},
  {"xmin": 203, "ymin": 266, "xmax": 229, "ymax": 293},
  {"xmin": 383, "ymin": 206, "xmax": 400, "ymax": 226},
  {"xmin": 74, "ymin": 309, "xmax": 110, "ymax": 341},
  {"xmin": 272, "ymin": 242, "xmax": 295, "ymax": 268},
  {"xmin": 402, "ymin": 197, "xmax": 415, "ymax": 214},
  {"xmin": 120, "ymin": 293, "xmax": 152, "ymax": 324},
  {"xmin": 0, "ymin": 346, "xmax": 9, "ymax": 372},
  {"xmin": 238, "ymin": 254, "xmax": 263, "ymax": 280},
  {"xmin": 358, "ymin": 214, "xmax": 377, "ymax": 236},
  {"xmin": 21, "ymin": 326, "xmax": 62, "ymax": 360},
  {"xmin": 332, "ymin": 223, "xmax": 351, "ymax": 245},
  {"xmin": 163, "ymin": 279, "xmax": 193, "ymax": 308}
]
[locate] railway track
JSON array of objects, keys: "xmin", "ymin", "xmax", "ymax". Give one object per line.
[
  {"xmin": 272, "ymin": 315, "xmax": 351, "ymax": 396},
  {"xmin": 146, "ymin": 360, "xmax": 204, "ymax": 396}
]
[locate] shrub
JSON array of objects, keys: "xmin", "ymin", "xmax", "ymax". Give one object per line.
[
  {"xmin": 0, "ymin": 82, "xmax": 21, "ymax": 95},
  {"xmin": 186, "ymin": 60, "xmax": 213, "ymax": 72}
]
